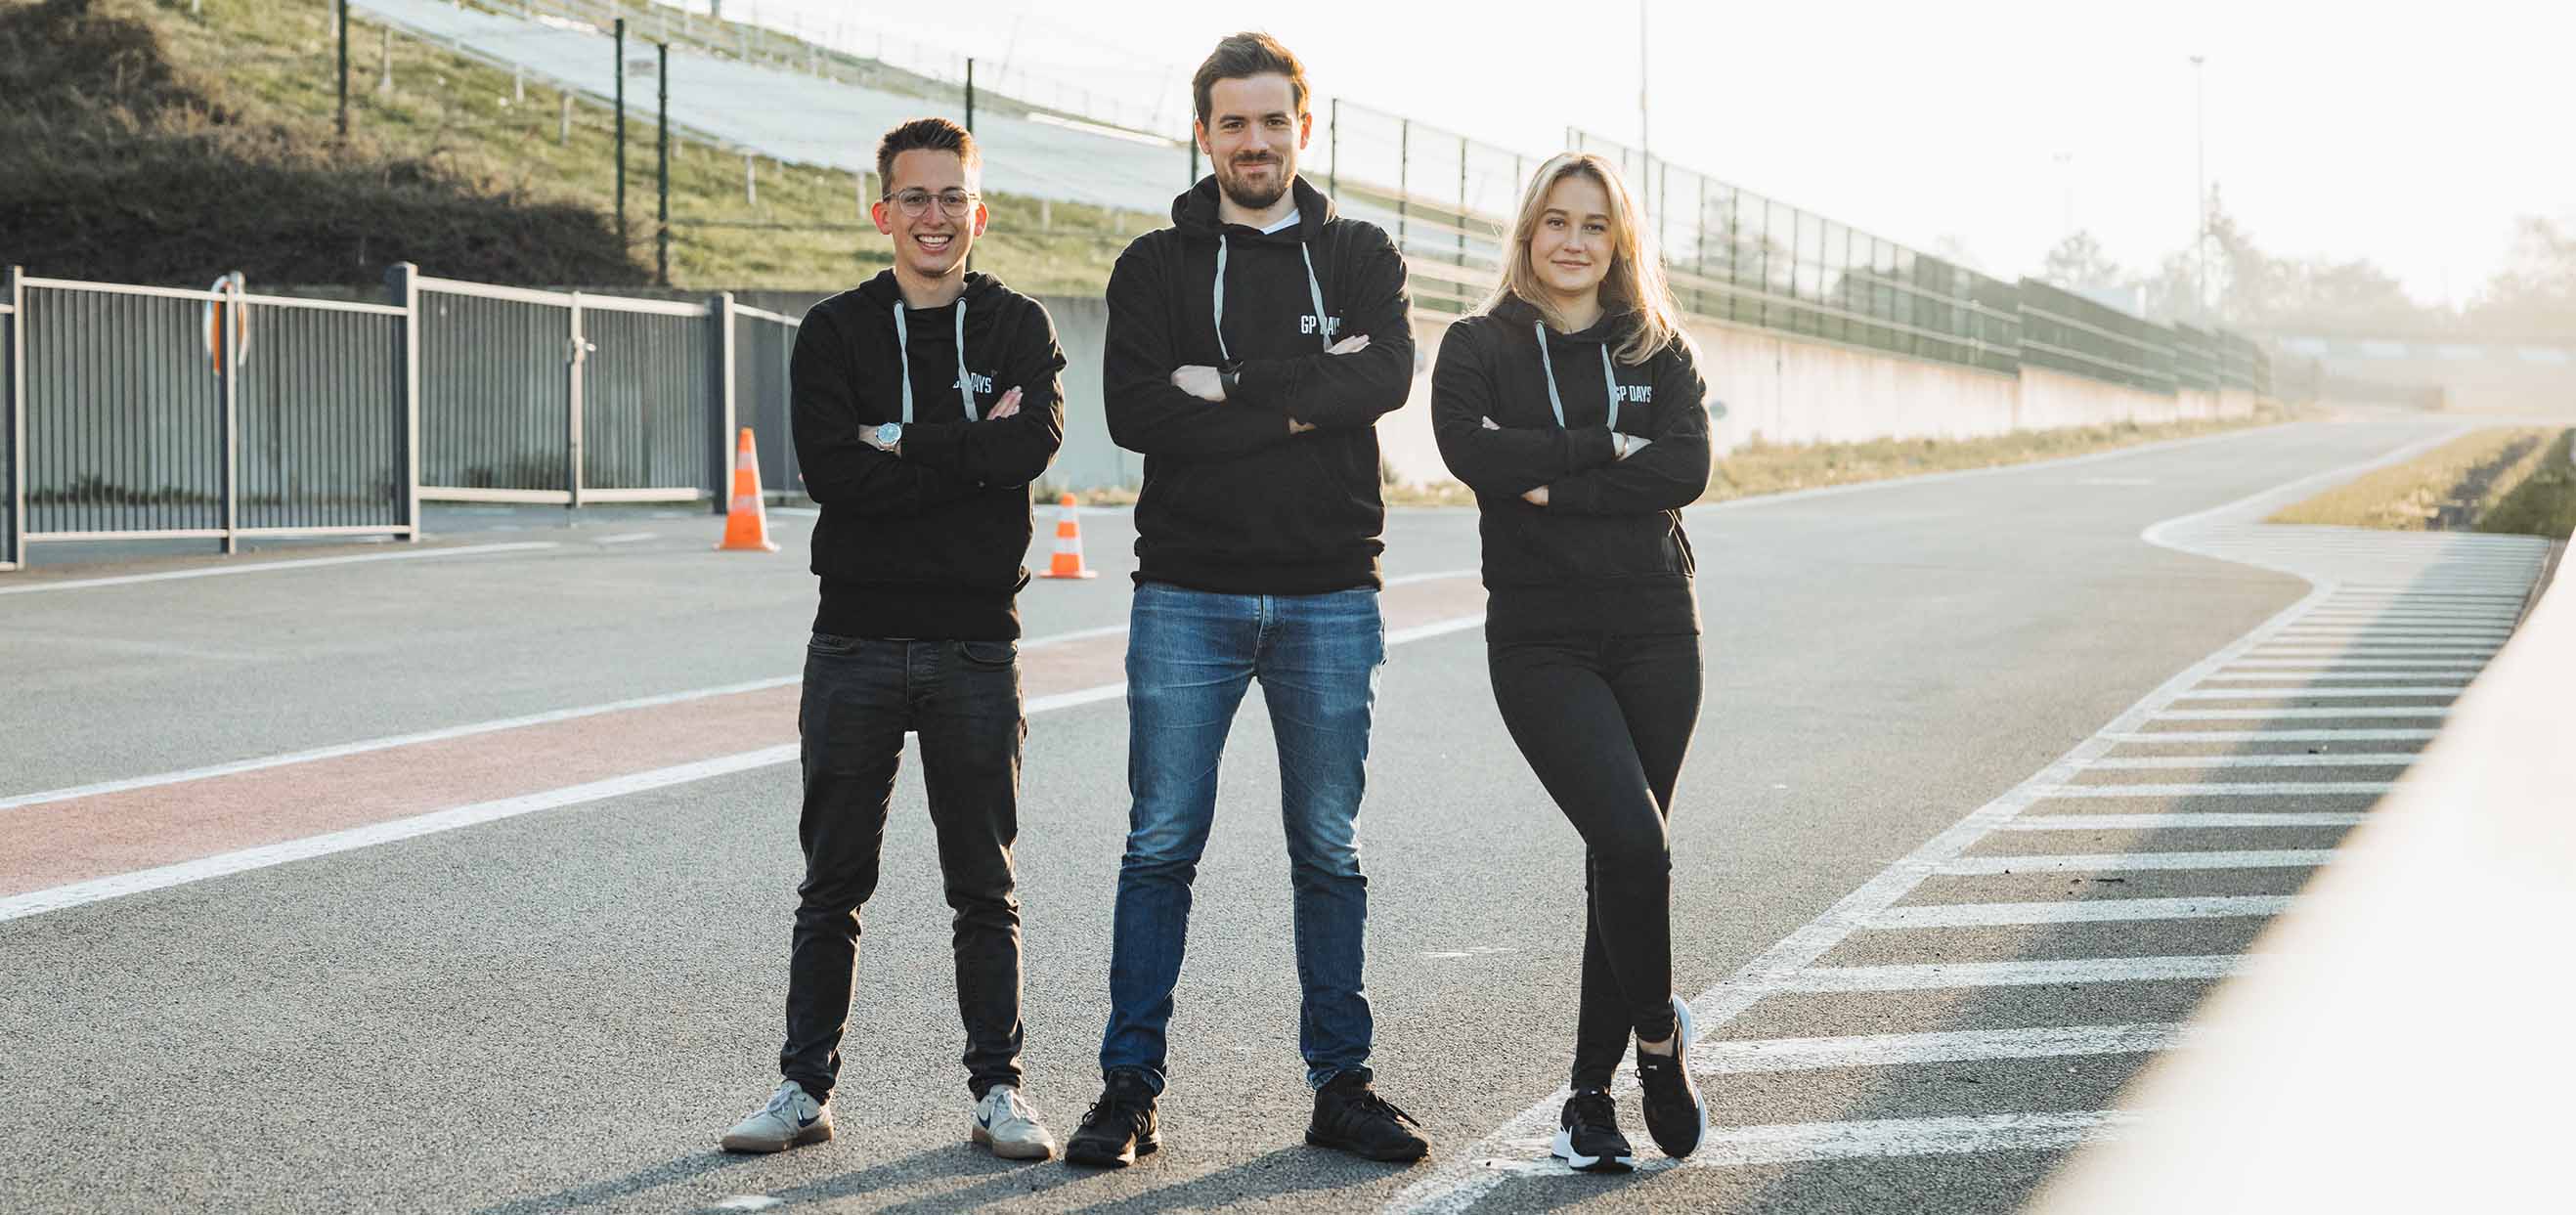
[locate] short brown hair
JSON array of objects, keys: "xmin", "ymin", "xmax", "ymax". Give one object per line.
[
  {"xmin": 875, "ymin": 117, "xmax": 980, "ymax": 190},
  {"xmin": 1192, "ymin": 32, "xmax": 1307, "ymax": 127}
]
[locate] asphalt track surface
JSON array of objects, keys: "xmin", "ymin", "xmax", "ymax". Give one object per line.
[{"xmin": 0, "ymin": 417, "xmax": 2531, "ymax": 1214}]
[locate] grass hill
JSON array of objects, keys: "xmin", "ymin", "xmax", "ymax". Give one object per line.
[{"xmin": 0, "ymin": 0, "xmax": 1149, "ymax": 291}]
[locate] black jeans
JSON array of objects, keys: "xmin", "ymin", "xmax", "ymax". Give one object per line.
[
  {"xmin": 1487, "ymin": 630, "xmax": 1703, "ymax": 1091},
  {"xmin": 782, "ymin": 633, "xmax": 1026, "ymax": 1101}
]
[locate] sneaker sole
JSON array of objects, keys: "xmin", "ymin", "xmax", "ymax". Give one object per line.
[
  {"xmin": 1550, "ymin": 1127, "xmax": 1636, "ymax": 1174},
  {"xmin": 973, "ymin": 1124, "xmax": 1058, "ymax": 1161},
  {"xmin": 1063, "ymin": 1136, "xmax": 1157, "ymax": 1168},
  {"xmin": 1304, "ymin": 1130, "xmax": 1430, "ymax": 1163},
  {"xmin": 720, "ymin": 1120, "xmax": 832, "ymax": 1154},
  {"xmin": 1643, "ymin": 995, "xmax": 1710, "ymax": 1159}
]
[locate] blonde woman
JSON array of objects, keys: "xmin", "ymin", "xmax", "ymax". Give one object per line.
[{"xmin": 1430, "ymin": 152, "xmax": 1714, "ymax": 1172}]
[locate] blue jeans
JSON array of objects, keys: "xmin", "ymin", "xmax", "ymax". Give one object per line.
[{"xmin": 1100, "ymin": 582, "xmax": 1386, "ymax": 1093}]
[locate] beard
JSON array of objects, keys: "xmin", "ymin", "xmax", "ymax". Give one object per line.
[{"xmin": 1215, "ymin": 154, "xmax": 1291, "ymax": 211}]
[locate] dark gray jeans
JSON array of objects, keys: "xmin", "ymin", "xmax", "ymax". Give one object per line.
[{"xmin": 781, "ymin": 633, "xmax": 1026, "ymax": 1100}]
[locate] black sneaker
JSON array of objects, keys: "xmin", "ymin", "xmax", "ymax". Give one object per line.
[
  {"xmin": 1550, "ymin": 1087, "xmax": 1635, "ymax": 1173},
  {"xmin": 1063, "ymin": 1070, "xmax": 1158, "ymax": 1168},
  {"xmin": 1635, "ymin": 994, "xmax": 1708, "ymax": 1158},
  {"xmin": 1305, "ymin": 1069, "xmax": 1430, "ymax": 1163}
]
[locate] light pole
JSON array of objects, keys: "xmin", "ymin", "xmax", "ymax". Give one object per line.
[
  {"xmin": 2053, "ymin": 151, "xmax": 2074, "ymax": 239},
  {"xmin": 2191, "ymin": 54, "xmax": 2206, "ymax": 322}
]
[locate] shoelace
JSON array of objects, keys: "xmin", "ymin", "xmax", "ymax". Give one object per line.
[
  {"xmin": 1345, "ymin": 1088, "xmax": 1423, "ymax": 1130},
  {"xmin": 764, "ymin": 1084, "xmax": 802, "ymax": 1114},
  {"xmin": 1082, "ymin": 1094, "xmax": 1149, "ymax": 1135},
  {"xmin": 1565, "ymin": 1090, "xmax": 1618, "ymax": 1133}
]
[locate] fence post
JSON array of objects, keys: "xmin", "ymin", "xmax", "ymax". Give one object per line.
[
  {"xmin": 3, "ymin": 266, "xmax": 23, "ymax": 570},
  {"xmin": 388, "ymin": 262, "xmax": 421, "ymax": 542},
  {"xmin": 567, "ymin": 291, "xmax": 587, "ymax": 510},
  {"xmin": 1396, "ymin": 117, "xmax": 1410, "ymax": 252},
  {"xmin": 218, "ymin": 271, "xmax": 242, "ymax": 554},
  {"xmin": 1328, "ymin": 97, "xmax": 1338, "ymax": 199},
  {"xmin": 712, "ymin": 291, "xmax": 737, "ymax": 514}
]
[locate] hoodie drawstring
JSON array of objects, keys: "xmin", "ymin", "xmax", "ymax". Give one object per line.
[
  {"xmin": 1213, "ymin": 233, "xmax": 1333, "ymax": 364},
  {"xmin": 1535, "ymin": 322, "xmax": 1622, "ymax": 432},
  {"xmin": 891, "ymin": 296, "xmax": 975, "ymax": 423}
]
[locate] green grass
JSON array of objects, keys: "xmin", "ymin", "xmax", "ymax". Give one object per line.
[
  {"xmin": 2267, "ymin": 426, "xmax": 2575, "ymax": 537},
  {"xmin": 3, "ymin": 0, "xmax": 1156, "ymax": 291},
  {"xmin": 2476, "ymin": 429, "xmax": 2576, "ymax": 539}
]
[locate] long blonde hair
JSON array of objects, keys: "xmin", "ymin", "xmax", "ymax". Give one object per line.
[{"xmin": 1481, "ymin": 152, "xmax": 1695, "ymax": 367}]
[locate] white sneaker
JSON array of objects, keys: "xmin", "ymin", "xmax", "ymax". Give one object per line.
[
  {"xmin": 972, "ymin": 1084, "xmax": 1058, "ymax": 1160},
  {"xmin": 720, "ymin": 1080, "xmax": 833, "ymax": 1153}
]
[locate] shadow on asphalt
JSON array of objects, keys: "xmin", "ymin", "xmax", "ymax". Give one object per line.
[{"xmin": 471, "ymin": 1150, "xmax": 764, "ymax": 1215}]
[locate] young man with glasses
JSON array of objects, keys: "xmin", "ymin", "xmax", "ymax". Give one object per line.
[
  {"xmin": 1062, "ymin": 33, "xmax": 1427, "ymax": 1168},
  {"xmin": 721, "ymin": 117, "xmax": 1068, "ymax": 1161}
]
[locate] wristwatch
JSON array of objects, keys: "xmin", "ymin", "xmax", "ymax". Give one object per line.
[
  {"xmin": 874, "ymin": 421, "xmax": 903, "ymax": 450},
  {"xmin": 1218, "ymin": 361, "xmax": 1244, "ymax": 399}
]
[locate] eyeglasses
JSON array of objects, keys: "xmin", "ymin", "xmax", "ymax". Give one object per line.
[{"xmin": 884, "ymin": 189, "xmax": 980, "ymax": 218}]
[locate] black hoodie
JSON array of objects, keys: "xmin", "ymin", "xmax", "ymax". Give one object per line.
[
  {"xmin": 791, "ymin": 270, "xmax": 1067, "ymax": 640},
  {"xmin": 1103, "ymin": 176, "xmax": 1415, "ymax": 594},
  {"xmin": 1430, "ymin": 294, "xmax": 1713, "ymax": 640}
]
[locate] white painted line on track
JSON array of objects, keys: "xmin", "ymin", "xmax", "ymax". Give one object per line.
[
  {"xmin": 2203, "ymin": 673, "xmax": 2471, "ymax": 682},
  {"xmin": 2036, "ymin": 782, "xmax": 2394, "ymax": 798},
  {"xmin": 2154, "ymin": 708, "xmax": 2450, "ymax": 719},
  {"xmin": 2171, "ymin": 686, "xmax": 2465, "ymax": 699},
  {"xmin": 2219, "ymin": 661, "xmax": 2485, "ymax": 670},
  {"xmin": 0, "ymin": 542, "xmax": 559, "ymax": 596},
  {"xmin": 1481, "ymin": 1111, "xmax": 2137, "ymax": 1173},
  {"xmin": 1681, "ymin": 1024, "xmax": 2191, "ymax": 1074},
  {"xmin": 2, "ymin": 582, "xmax": 1492, "ymax": 921},
  {"xmin": 2084, "ymin": 754, "xmax": 2419, "ymax": 768},
  {"xmin": 0, "ymin": 673, "xmax": 803, "ymax": 813},
  {"xmin": 594, "ymin": 532, "xmax": 659, "ymax": 544},
  {"xmin": 0, "ymin": 746, "xmax": 800, "ymax": 922},
  {"xmin": 1864, "ymin": 895, "xmax": 2292, "ymax": 929},
  {"xmin": 1770, "ymin": 956, "xmax": 2247, "ymax": 992},
  {"xmin": 2104, "ymin": 729, "xmax": 2436, "ymax": 743},
  {"xmin": 1933, "ymin": 850, "xmax": 2332, "ymax": 874},
  {"xmin": 1999, "ymin": 812, "xmax": 2369, "ymax": 830}
]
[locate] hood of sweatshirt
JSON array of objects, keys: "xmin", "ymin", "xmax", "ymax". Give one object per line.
[
  {"xmin": 851, "ymin": 268, "xmax": 1014, "ymax": 313},
  {"xmin": 1169, "ymin": 174, "xmax": 1336, "ymax": 244}
]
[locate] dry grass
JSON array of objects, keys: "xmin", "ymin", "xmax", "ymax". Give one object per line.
[{"xmin": 2267, "ymin": 426, "xmax": 2570, "ymax": 534}]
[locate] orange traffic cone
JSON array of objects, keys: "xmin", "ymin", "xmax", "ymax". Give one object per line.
[
  {"xmin": 716, "ymin": 428, "xmax": 779, "ymax": 552},
  {"xmin": 1039, "ymin": 492, "xmax": 1097, "ymax": 579}
]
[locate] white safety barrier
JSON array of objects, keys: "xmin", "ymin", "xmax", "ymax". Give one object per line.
[{"xmin": 2033, "ymin": 543, "xmax": 2575, "ymax": 1213}]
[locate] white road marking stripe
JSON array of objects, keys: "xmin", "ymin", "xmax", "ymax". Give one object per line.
[
  {"xmin": 2000, "ymin": 812, "xmax": 2368, "ymax": 829},
  {"xmin": 2221, "ymin": 660, "xmax": 2484, "ymax": 669},
  {"xmin": 2203, "ymin": 673, "xmax": 2470, "ymax": 682},
  {"xmin": 1682, "ymin": 1024, "xmax": 2191, "ymax": 1073},
  {"xmin": 2084, "ymin": 754, "xmax": 2417, "ymax": 768},
  {"xmin": 1477, "ymin": 1111, "xmax": 2137, "ymax": 1173},
  {"xmin": 0, "ymin": 747, "xmax": 801, "ymax": 922},
  {"xmin": 1934, "ymin": 850, "xmax": 2331, "ymax": 873},
  {"xmin": 594, "ymin": 532, "xmax": 659, "ymax": 544},
  {"xmin": 2171, "ymin": 687, "xmax": 2464, "ymax": 699},
  {"xmin": 2104, "ymin": 729, "xmax": 2436, "ymax": 742},
  {"xmin": 2155, "ymin": 708, "xmax": 2450, "ymax": 719},
  {"xmin": 1771, "ymin": 956, "xmax": 2245, "ymax": 991},
  {"xmin": 0, "ymin": 588, "xmax": 1489, "ymax": 921},
  {"xmin": 2274, "ymin": 629, "xmax": 2511, "ymax": 638},
  {"xmin": 0, "ymin": 542, "xmax": 558, "ymax": 596},
  {"xmin": 2038, "ymin": 781, "xmax": 2393, "ymax": 798},
  {"xmin": 1866, "ymin": 895, "xmax": 2292, "ymax": 929}
]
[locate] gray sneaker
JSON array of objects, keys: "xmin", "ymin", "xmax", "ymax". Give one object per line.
[
  {"xmin": 972, "ymin": 1084, "xmax": 1058, "ymax": 1160},
  {"xmin": 720, "ymin": 1080, "xmax": 833, "ymax": 1153}
]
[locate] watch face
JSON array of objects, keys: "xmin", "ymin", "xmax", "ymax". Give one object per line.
[{"xmin": 877, "ymin": 423, "xmax": 900, "ymax": 445}]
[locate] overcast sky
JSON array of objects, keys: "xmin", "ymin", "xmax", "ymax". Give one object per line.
[{"xmin": 706, "ymin": 0, "xmax": 2572, "ymax": 307}]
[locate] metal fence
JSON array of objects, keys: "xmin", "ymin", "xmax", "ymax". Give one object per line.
[
  {"xmin": 0, "ymin": 263, "xmax": 803, "ymax": 566},
  {"xmin": 1322, "ymin": 101, "xmax": 1527, "ymax": 318},
  {"xmin": 409, "ymin": 272, "xmax": 720, "ymax": 504},
  {"xmin": 2, "ymin": 268, "xmax": 415, "ymax": 566}
]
